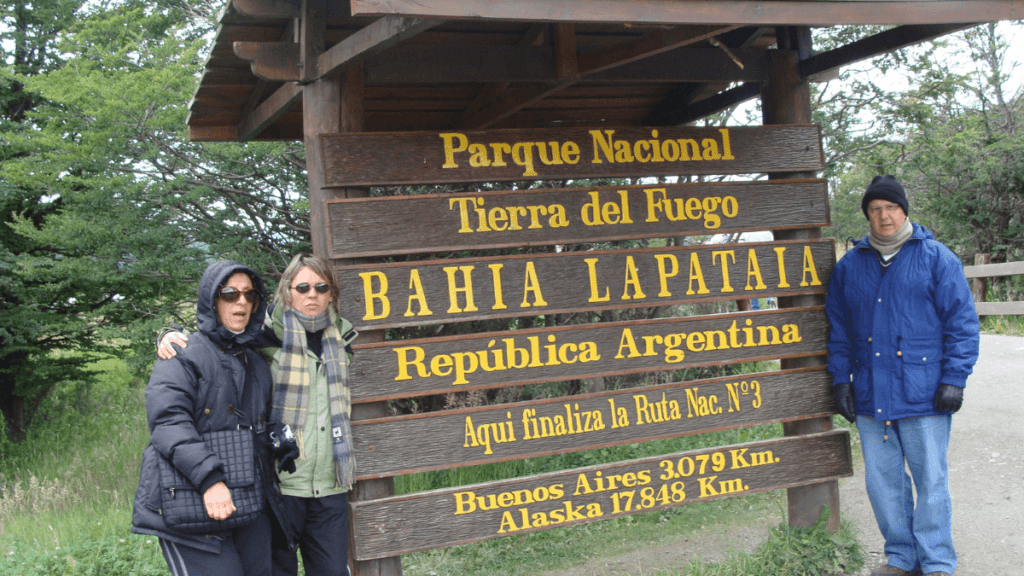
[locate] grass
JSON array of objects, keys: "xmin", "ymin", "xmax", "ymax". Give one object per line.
[
  {"xmin": 0, "ymin": 357, "xmax": 166, "ymax": 575},
  {"xmin": 981, "ymin": 313, "xmax": 1024, "ymax": 336}
]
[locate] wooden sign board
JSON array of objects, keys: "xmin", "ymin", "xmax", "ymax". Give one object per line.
[
  {"xmin": 337, "ymin": 239, "xmax": 834, "ymax": 330},
  {"xmin": 353, "ymin": 367, "xmax": 833, "ymax": 480},
  {"xmin": 320, "ymin": 125, "xmax": 824, "ymax": 186},
  {"xmin": 326, "ymin": 179, "xmax": 829, "ymax": 258},
  {"xmin": 349, "ymin": 306, "xmax": 828, "ymax": 403},
  {"xmin": 351, "ymin": 430, "xmax": 853, "ymax": 560}
]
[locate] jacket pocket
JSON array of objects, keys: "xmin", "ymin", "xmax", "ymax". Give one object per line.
[
  {"xmin": 139, "ymin": 444, "xmax": 164, "ymax": 512},
  {"xmin": 900, "ymin": 342, "xmax": 942, "ymax": 404}
]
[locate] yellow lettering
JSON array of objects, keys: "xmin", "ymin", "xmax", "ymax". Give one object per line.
[
  {"xmin": 404, "ymin": 269, "xmax": 433, "ymax": 317},
  {"xmin": 444, "ymin": 266, "xmax": 479, "ymax": 313},
  {"xmin": 359, "ymin": 272, "xmax": 390, "ymax": 321},
  {"xmin": 687, "ymin": 253, "xmax": 710, "ymax": 295},
  {"xmin": 440, "ymin": 133, "xmax": 468, "ymax": 169},
  {"xmin": 584, "ymin": 258, "xmax": 611, "ymax": 302},
  {"xmin": 520, "ymin": 262, "xmax": 548, "ymax": 307},
  {"xmin": 621, "ymin": 256, "xmax": 646, "ymax": 300},
  {"xmin": 800, "ymin": 246, "xmax": 822, "ymax": 287}
]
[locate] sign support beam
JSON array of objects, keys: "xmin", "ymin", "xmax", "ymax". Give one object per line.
[
  {"xmin": 762, "ymin": 36, "xmax": 840, "ymax": 532},
  {"xmin": 302, "ymin": 1, "xmax": 401, "ymax": 573}
]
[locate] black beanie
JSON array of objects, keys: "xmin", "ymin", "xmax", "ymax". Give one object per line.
[{"xmin": 861, "ymin": 175, "xmax": 908, "ymax": 219}]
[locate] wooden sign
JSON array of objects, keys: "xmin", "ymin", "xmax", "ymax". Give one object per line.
[
  {"xmin": 337, "ymin": 239, "xmax": 833, "ymax": 330},
  {"xmin": 349, "ymin": 307, "xmax": 828, "ymax": 403},
  {"xmin": 353, "ymin": 367, "xmax": 833, "ymax": 480},
  {"xmin": 326, "ymin": 179, "xmax": 829, "ymax": 258},
  {"xmin": 351, "ymin": 430, "xmax": 852, "ymax": 560},
  {"xmin": 320, "ymin": 125, "xmax": 823, "ymax": 186}
]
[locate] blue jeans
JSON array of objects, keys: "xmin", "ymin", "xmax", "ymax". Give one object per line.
[{"xmin": 857, "ymin": 415, "xmax": 955, "ymax": 574}]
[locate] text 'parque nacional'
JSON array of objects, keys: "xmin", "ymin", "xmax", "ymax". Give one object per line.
[
  {"xmin": 439, "ymin": 129, "xmax": 735, "ymax": 178},
  {"xmin": 320, "ymin": 125, "xmax": 824, "ymax": 187}
]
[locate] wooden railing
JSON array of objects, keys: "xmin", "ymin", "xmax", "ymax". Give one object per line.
[{"xmin": 963, "ymin": 253, "xmax": 1024, "ymax": 316}]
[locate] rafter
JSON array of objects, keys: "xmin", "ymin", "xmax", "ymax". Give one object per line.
[
  {"xmin": 236, "ymin": 82, "xmax": 303, "ymax": 142},
  {"xmin": 456, "ymin": 24, "xmax": 547, "ymax": 127},
  {"xmin": 349, "ymin": 0, "xmax": 1023, "ymax": 26},
  {"xmin": 232, "ymin": 0, "xmax": 301, "ymax": 19},
  {"xmin": 460, "ymin": 24, "xmax": 738, "ymax": 129},
  {"xmin": 318, "ymin": 16, "xmax": 443, "ymax": 79},
  {"xmin": 799, "ymin": 23, "xmax": 976, "ymax": 80}
]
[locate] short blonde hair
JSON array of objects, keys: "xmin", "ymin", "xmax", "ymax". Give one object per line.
[{"xmin": 274, "ymin": 253, "xmax": 341, "ymax": 314}]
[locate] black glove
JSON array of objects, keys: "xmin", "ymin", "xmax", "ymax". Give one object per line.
[
  {"xmin": 833, "ymin": 382, "xmax": 856, "ymax": 423},
  {"xmin": 933, "ymin": 384, "xmax": 964, "ymax": 413},
  {"xmin": 268, "ymin": 423, "xmax": 300, "ymax": 474}
]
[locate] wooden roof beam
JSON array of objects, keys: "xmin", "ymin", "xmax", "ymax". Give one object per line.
[
  {"xmin": 670, "ymin": 82, "xmax": 763, "ymax": 126},
  {"xmin": 799, "ymin": 23, "xmax": 977, "ymax": 80},
  {"xmin": 236, "ymin": 81, "xmax": 303, "ymax": 142},
  {"xmin": 318, "ymin": 16, "xmax": 444, "ymax": 79},
  {"xmin": 647, "ymin": 23, "xmax": 972, "ymax": 126},
  {"xmin": 233, "ymin": 16, "xmax": 443, "ymax": 83},
  {"xmin": 457, "ymin": 24, "xmax": 548, "ymax": 127},
  {"xmin": 349, "ymin": 0, "xmax": 1024, "ymax": 26},
  {"xmin": 459, "ymin": 24, "xmax": 738, "ymax": 129},
  {"xmin": 231, "ymin": 0, "xmax": 302, "ymax": 19}
]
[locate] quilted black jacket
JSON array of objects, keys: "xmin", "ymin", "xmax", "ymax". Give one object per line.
[{"xmin": 131, "ymin": 260, "xmax": 288, "ymax": 553}]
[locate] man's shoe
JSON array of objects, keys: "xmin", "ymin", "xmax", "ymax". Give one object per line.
[{"xmin": 871, "ymin": 565, "xmax": 923, "ymax": 576}]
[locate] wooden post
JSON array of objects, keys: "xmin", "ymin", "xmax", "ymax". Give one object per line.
[
  {"xmin": 301, "ymin": 1, "xmax": 401, "ymax": 572},
  {"xmin": 972, "ymin": 253, "xmax": 991, "ymax": 313},
  {"xmin": 762, "ymin": 39, "xmax": 841, "ymax": 532}
]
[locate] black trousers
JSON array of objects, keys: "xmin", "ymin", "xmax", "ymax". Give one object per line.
[
  {"xmin": 272, "ymin": 492, "xmax": 350, "ymax": 576},
  {"xmin": 160, "ymin": 513, "xmax": 272, "ymax": 576}
]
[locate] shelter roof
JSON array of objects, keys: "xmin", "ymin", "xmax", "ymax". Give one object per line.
[{"xmin": 186, "ymin": 0, "xmax": 1023, "ymax": 142}]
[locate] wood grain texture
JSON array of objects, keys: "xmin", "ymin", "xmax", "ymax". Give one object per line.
[
  {"xmin": 327, "ymin": 179, "xmax": 829, "ymax": 258},
  {"xmin": 350, "ymin": 430, "xmax": 853, "ymax": 559},
  {"xmin": 962, "ymin": 260, "xmax": 1024, "ymax": 279},
  {"xmin": 349, "ymin": 0, "xmax": 1023, "ymax": 26},
  {"xmin": 349, "ymin": 306, "xmax": 829, "ymax": 402},
  {"xmin": 319, "ymin": 125, "xmax": 824, "ymax": 187},
  {"xmin": 352, "ymin": 367, "xmax": 834, "ymax": 479},
  {"xmin": 336, "ymin": 239, "xmax": 834, "ymax": 329}
]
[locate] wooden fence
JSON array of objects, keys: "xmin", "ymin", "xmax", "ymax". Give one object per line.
[{"xmin": 964, "ymin": 253, "xmax": 1024, "ymax": 316}]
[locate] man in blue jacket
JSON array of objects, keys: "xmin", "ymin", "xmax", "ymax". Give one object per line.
[{"xmin": 826, "ymin": 175, "xmax": 979, "ymax": 576}]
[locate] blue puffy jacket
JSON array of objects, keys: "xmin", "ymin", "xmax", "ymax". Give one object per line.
[{"xmin": 826, "ymin": 223, "xmax": 980, "ymax": 421}]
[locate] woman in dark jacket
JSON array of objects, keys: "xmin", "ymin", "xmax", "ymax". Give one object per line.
[{"xmin": 132, "ymin": 260, "xmax": 278, "ymax": 576}]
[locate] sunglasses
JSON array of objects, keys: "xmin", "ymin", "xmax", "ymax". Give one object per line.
[
  {"xmin": 292, "ymin": 282, "xmax": 331, "ymax": 294},
  {"xmin": 217, "ymin": 287, "xmax": 260, "ymax": 303}
]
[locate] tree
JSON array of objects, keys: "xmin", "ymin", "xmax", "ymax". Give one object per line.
[
  {"xmin": 0, "ymin": 1, "xmax": 310, "ymax": 441},
  {"xmin": 813, "ymin": 23, "xmax": 1024, "ymax": 265}
]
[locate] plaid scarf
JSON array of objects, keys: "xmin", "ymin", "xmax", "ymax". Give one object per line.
[{"xmin": 269, "ymin": 307, "xmax": 355, "ymax": 489}]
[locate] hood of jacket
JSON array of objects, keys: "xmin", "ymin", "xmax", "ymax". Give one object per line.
[{"xmin": 196, "ymin": 260, "xmax": 269, "ymax": 348}]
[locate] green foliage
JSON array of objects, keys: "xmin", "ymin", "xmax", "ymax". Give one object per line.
[
  {"xmin": 1, "ymin": 533, "xmax": 165, "ymax": 576},
  {"xmin": 686, "ymin": 509, "xmax": 864, "ymax": 576},
  {"xmin": 0, "ymin": 1, "xmax": 311, "ymax": 440},
  {"xmin": 815, "ymin": 23, "xmax": 1024, "ymax": 266}
]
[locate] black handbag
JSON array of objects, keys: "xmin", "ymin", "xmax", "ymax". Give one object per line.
[{"xmin": 157, "ymin": 428, "xmax": 264, "ymax": 534}]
